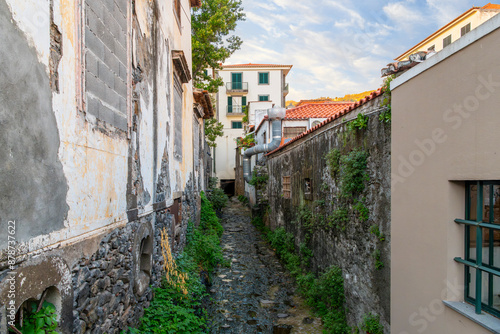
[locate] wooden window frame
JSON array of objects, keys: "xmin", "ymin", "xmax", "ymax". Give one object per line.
[{"xmin": 283, "ymin": 176, "xmax": 291, "ymax": 199}]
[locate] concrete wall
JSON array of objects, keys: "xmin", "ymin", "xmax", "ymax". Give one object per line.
[
  {"xmin": 0, "ymin": 0, "xmax": 205, "ymax": 332},
  {"xmin": 391, "ymin": 16, "xmax": 500, "ymax": 334},
  {"xmin": 267, "ymin": 97, "xmax": 391, "ymax": 330}
]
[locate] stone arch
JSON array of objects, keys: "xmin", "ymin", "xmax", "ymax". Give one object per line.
[
  {"xmin": 0, "ymin": 256, "xmax": 73, "ymax": 333},
  {"xmin": 132, "ymin": 221, "xmax": 154, "ymax": 297}
]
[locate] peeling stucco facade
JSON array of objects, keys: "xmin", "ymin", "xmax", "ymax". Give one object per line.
[{"xmin": 0, "ymin": 0, "xmax": 208, "ymax": 332}]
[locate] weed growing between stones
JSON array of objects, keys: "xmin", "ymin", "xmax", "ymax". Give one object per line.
[
  {"xmin": 371, "ymin": 249, "xmax": 384, "ymax": 270},
  {"xmin": 347, "ymin": 113, "xmax": 369, "ymax": 132},
  {"xmin": 379, "ymin": 75, "xmax": 394, "ymax": 124},
  {"xmin": 369, "ymin": 225, "xmax": 385, "ymax": 242},
  {"xmin": 249, "ymin": 169, "xmax": 269, "ymax": 187},
  {"xmin": 128, "ymin": 192, "xmax": 225, "ymax": 333},
  {"xmin": 237, "ymin": 194, "xmax": 249, "ymax": 205},
  {"xmin": 251, "ymin": 217, "xmax": 350, "ymax": 334},
  {"xmin": 359, "ymin": 312, "xmax": 384, "ymax": 334}
]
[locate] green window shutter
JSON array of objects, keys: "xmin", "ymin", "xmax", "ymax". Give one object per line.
[
  {"xmin": 228, "ymin": 96, "xmax": 232, "ymax": 113},
  {"xmin": 242, "ymin": 96, "xmax": 247, "ymax": 107},
  {"xmin": 259, "ymin": 95, "xmax": 269, "ymax": 101},
  {"xmin": 259, "ymin": 73, "xmax": 269, "ymax": 84}
]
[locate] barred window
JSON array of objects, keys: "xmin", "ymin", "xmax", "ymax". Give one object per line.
[
  {"xmin": 455, "ymin": 181, "xmax": 500, "ymax": 317},
  {"xmin": 283, "ymin": 176, "xmax": 291, "ymax": 199}
]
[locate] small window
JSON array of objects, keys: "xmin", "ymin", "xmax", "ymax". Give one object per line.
[
  {"xmin": 174, "ymin": 0, "xmax": 181, "ymax": 24},
  {"xmin": 259, "ymin": 72, "xmax": 269, "ymax": 84},
  {"xmin": 284, "ymin": 126, "xmax": 306, "ymax": 138},
  {"xmin": 443, "ymin": 35, "xmax": 452, "ymax": 48},
  {"xmin": 232, "ymin": 121, "xmax": 243, "ymax": 129},
  {"xmin": 304, "ymin": 178, "xmax": 312, "ymax": 194},
  {"xmin": 427, "ymin": 45, "xmax": 435, "ymax": 52},
  {"xmin": 455, "ymin": 181, "xmax": 500, "ymax": 317},
  {"xmin": 461, "ymin": 23, "xmax": 471, "ymax": 36},
  {"xmin": 283, "ymin": 176, "xmax": 291, "ymax": 199},
  {"xmin": 258, "ymin": 95, "xmax": 269, "ymax": 101}
]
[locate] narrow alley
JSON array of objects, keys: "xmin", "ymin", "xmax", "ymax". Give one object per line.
[{"xmin": 207, "ymin": 199, "xmax": 324, "ymax": 334}]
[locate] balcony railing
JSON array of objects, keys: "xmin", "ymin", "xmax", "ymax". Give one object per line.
[
  {"xmin": 227, "ymin": 105, "xmax": 245, "ymax": 115},
  {"xmin": 226, "ymin": 82, "xmax": 248, "ymax": 93}
]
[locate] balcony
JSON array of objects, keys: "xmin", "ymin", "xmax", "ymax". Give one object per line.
[
  {"xmin": 283, "ymin": 83, "xmax": 289, "ymax": 96},
  {"xmin": 227, "ymin": 105, "xmax": 245, "ymax": 115},
  {"xmin": 226, "ymin": 82, "xmax": 248, "ymax": 94}
]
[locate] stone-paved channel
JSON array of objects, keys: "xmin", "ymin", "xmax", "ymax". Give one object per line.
[{"xmin": 207, "ymin": 198, "xmax": 323, "ymax": 334}]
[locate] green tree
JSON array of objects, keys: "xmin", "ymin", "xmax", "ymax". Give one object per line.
[
  {"xmin": 192, "ymin": 0, "xmax": 245, "ymax": 93},
  {"xmin": 204, "ymin": 118, "xmax": 224, "ymax": 148}
]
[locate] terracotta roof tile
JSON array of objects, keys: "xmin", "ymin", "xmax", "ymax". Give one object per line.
[
  {"xmin": 267, "ymin": 88, "xmax": 384, "ymax": 156},
  {"xmin": 285, "ymin": 102, "xmax": 355, "ymax": 120}
]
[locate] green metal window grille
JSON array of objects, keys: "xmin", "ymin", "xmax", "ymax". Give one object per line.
[
  {"xmin": 259, "ymin": 95, "xmax": 269, "ymax": 101},
  {"xmin": 455, "ymin": 181, "xmax": 500, "ymax": 317},
  {"xmin": 232, "ymin": 122, "xmax": 242, "ymax": 129},
  {"xmin": 259, "ymin": 72, "xmax": 269, "ymax": 84}
]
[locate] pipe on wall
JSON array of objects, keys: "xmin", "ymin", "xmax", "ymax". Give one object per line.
[{"xmin": 243, "ymin": 107, "xmax": 286, "ymax": 183}]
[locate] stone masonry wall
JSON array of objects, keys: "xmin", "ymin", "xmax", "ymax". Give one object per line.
[{"xmin": 266, "ymin": 98, "xmax": 391, "ymax": 331}]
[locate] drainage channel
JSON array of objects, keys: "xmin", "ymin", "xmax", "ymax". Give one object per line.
[{"xmin": 207, "ymin": 198, "xmax": 323, "ymax": 334}]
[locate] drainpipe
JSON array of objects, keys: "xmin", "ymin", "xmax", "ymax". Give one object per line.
[{"xmin": 243, "ymin": 107, "xmax": 286, "ymax": 183}]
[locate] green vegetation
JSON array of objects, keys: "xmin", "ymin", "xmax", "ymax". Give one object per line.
[
  {"xmin": 360, "ymin": 313, "xmax": 384, "ymax": 334},
  {"xmin": 130, "ymin": 192, "xmax": 225, "ymax": 333},
  {"xmin": 242, "ymin": 106, "xmax": 249, "ymax": 123},
  {"xmin": 192, "ymin": 0, "xmax": 245, "ymax": 93},
  {"xmin": 204, "ymin": 118, "xmax": 224, "ymax": 148},
  {"xmin": 369, "ymin": 225, "xmax": 385, "ymax": 242},
  {"xmin": 206, "ymin": 188, "xmax": 228, "ymax": 214},
  {"xmin": 372, "ymin": 249, "xmax": 384, "ymax": 270},
  {"xmin": 339, "ymin": 149, "xmax": 369, "ymax": 198},
  {"xmin": 10, "ymin": 301, "xmax": 59, "ymax": 334},
  {"xmin": 236, "ymin": 133, "xmax": 255, "ymax": 149},
  {"xmin": 327, "ymin": 207, "xmax": 350, "ymax": 230},
  {"xmin": 237, "ymin": 194, "xmax": 249, "ymax": 205},
  {"xmin": 379, "ymin": 75, "xmax": 394, "ymax": 123},
  {"xmin": 347, "ymin": 113, "xmax": 369, "ymax": 132},
  {"xmin": 252, "ymin": 217, "xmax": 349, "ymax": 333},
  {"xmin": 325, "ymin": 148, "xmax": 341, "ymax": 177},
  {"xmin": 248, "ymin": 170, "xmax": 268, "ymax": 187},
  {"xmin": 353, "ymin": 199, "xmax": 369, "ymax": 223}
]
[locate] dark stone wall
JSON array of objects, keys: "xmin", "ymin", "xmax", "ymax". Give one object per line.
[
  {"xmin": 266, "ymin": 100, "xmax": 391, "ymax": 331},
  {"xmin": 0, "ymin": 0, "xmax": 68, "ymax": 245}
]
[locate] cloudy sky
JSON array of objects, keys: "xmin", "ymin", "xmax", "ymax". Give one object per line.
[{"xmin": 226, "ymin": 0, "xmax": 488, "ymax": 101}]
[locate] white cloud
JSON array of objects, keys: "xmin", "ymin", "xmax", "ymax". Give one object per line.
[
  {"xmin": 426, "ymin": 0, "xmax": 471, "ymax": 26},
  {"xmin": 324, "ymin": 1, "xmax": 366, "ymax": 28},
  {"xmin": 383, "ymin": 1, "xmax": 425, "ymax": 27}
]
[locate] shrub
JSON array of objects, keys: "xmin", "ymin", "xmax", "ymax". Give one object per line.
[
  {"xmin": 360, "ymin": 313, "xmax": 384, "ymax": 334},
  {"xmin": 249, "ymin": 169, "xmax": 268, "ymax": 187},
  {"xmin": 339, "ymin": 149, "xmax": 369, "ymax": 198},
  {"xmin": 12, "ymin": 301, "xmax": 58, "ymax": 334},
  {"xmin": 200, "ymin": 192, "xmax": 223, "ymax": 237},
  {"xmin": 326, "ymin": 148, "xmax": 341, "ymax": 177},
  {"xmin": 347, "ymin": 113, "xmax": 369, "ymax": 131},
  {"xmin": 207, "ymin": 188, "xmax": 228, "ymax": 213}
]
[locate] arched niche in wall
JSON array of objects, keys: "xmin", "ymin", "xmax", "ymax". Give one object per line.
[
  {"xmin": 132, "ymin": 221, "xmax": 153, "ymax": 297},
  {"xmin": 0, "ymin": 256, "xmax": 73, "ymax": 333}
]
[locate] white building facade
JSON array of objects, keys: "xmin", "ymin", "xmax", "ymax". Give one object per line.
[{"xmin": 214, "ymin": 63, "xmax": 292, "ymax": 193}]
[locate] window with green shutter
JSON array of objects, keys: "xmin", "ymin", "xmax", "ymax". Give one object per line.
[
  {"xmin": 231, "ymin": 121, "xmax": 243, "ymax": 129},
  {"xmin": 228, "ymin": 96, "xmax": 233, "ymax": 113},
  {"xmin": 258, "ymin": 72, "xmax": 269, "ymax": 84},
  {"xmin": 259, "ymin": 95, "xmax": 269, "ymax": 101}
]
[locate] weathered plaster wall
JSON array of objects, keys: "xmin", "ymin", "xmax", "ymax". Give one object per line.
[
  {"xmin": 0, "ymin": 0, "xmax": 68, "ymax": 244},
  {"xmin": 267, "ymin": 100, "xmax": 391, "ymax": 331},
  {"xmin": 0, "ymin": 0, "xmax": 203, "ymax": 332}
]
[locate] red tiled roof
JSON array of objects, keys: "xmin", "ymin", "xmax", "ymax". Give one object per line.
[
  {"xmin": 267, "ymin": 88, "xmax": 384, "ymax": 156},
  {"xmin": 285, "ymin": 102, "xmax": 355, "ymax": 120},
  {"xmin": 483, "ymin": 3, "xmax": 500, "ymax": 9}
]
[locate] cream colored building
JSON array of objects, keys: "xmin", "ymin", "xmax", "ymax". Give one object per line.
[
  {"xmin": 395, "ymin": 3, "xmax": 500, "ymax": 61},
  {"xmin": 391, "ymin": 13, "xmax": 500, "ymax": 334},
  {"xmin": 214, "ymin": 63, "xmax": 292, "ymax": 193}
]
